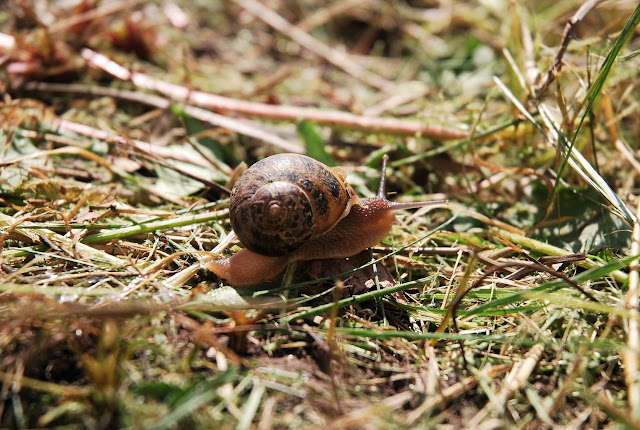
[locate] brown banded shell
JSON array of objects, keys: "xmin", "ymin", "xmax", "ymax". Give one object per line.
[{"xmin": 229, "ymin": 154, "xmax": 359, "ymax": 256}]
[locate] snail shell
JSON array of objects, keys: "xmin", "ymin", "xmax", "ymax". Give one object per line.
[{"xmin": 229, "ymin": 154, "xmax": 359, "ymax": 256}]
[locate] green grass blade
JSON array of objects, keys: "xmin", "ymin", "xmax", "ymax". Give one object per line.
[{"xmin": 466, "ymin": 254, "xmax": 638, "ymax": 317}]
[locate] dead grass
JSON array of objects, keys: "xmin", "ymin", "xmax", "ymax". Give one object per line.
[{"xmin": 1, "ymin": 0, "xmax": 640, "ymax": 428}]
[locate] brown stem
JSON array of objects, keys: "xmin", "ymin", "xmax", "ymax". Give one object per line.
[{"xmin": 81, "ymin": 48, "xmax": 469, "ymax": 140}]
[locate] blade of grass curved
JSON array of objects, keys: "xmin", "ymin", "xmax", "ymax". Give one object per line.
[
  {"xmin": 539, "ymin": 105, "xmax": 637, "ymax": 224},
  {"xmin": 331, "ymin": 327, "xmax": 624, "ymax": 352}
]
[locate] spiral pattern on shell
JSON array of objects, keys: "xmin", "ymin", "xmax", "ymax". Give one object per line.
[{"xmin": 229, "ymin": 154, "xmax": 357, "ymax": 256}]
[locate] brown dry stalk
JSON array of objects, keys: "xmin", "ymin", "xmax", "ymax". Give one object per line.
[
  {"xmin": 537, "ymin": 0, "xmax": 603, "ymax": 94},
  {"xmin": 81, "ymin": 48, "xmax": 469, "ymax": 140},
  {"xmin": 46, "ymin": 116, "xmax": 212, "ymax": 165},
  {"xmin": 22, "ymin": 107, "xmax": 246, "ymax": 188},
  {"xmin": 496, "ymin": 229, "xmax": 628, "ymax": 283}
]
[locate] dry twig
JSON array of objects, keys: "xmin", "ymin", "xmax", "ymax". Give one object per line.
[{"xmin": 81, "ymin": 48, "xmax": 469, "ymax": 140}]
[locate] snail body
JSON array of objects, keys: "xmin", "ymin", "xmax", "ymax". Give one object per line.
[{"xmin": 206, "ymin": 154, "xmax": 445, "ymax": 287}]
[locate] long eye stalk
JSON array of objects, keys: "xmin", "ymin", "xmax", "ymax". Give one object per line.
[
  {"xmin": 377, "ymin": 154, "xmax": 448, "ymax": 211},
  {"xmin": 377, "ymin": 154, "xmax": 390, "ymax": 198}
]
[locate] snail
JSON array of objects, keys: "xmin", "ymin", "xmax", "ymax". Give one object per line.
[{"xmin": 205, "ymin": 153, "xmax": 446, "ymax": 287}]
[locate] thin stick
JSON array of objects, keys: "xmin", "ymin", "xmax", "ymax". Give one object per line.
[
  {"xmin": 81, "ymin": 49, "xmax": 469, "ymax": 140},
  {"xmin": 624, "ymin": 199, "xmax": 640, "ymax": 418}
]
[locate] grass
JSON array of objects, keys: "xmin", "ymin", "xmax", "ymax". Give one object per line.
[{"xmin": 1, "ymin": 0, "xmax": 640, "ymax": 428}]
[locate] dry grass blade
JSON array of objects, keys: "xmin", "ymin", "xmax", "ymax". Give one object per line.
[
  {"xmin": 538, "ymin": 104, "xmax": 637, "ymax": 224},
  {"xmin": 465, "ymin": 344, "xmax": 545, "ymax": 427},
  {"xmin": 625, "ymin": 200, "xmax": 640, "ymax": 418},
  {"xmin": 405, "ymin": 364, "xmax": 512, "ymax": 425},
  {"xmin": 0, "ymin": 213, "xmax": 125, "ymax": 267}
]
